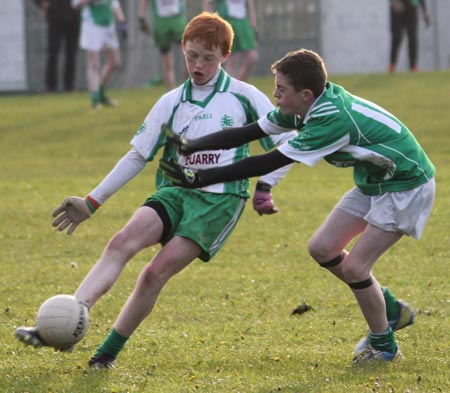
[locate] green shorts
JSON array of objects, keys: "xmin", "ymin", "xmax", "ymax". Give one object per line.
[
  {"xmin": 227, "ymin": 18, "xmax": 258, "ymax": 52},
  {"xmin": 153, "ymin": 15, "xmax": 186, "ymax": 52},
  {"xmin": 145, "ymin": 187, "xmax": 246, "ymax": 261}
]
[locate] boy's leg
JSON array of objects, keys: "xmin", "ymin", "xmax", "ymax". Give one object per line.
[
  {"xmin": 87, "ymin": 50, "xmax": 101, "ymax": 108},
  {"xmin": 97, "ymin": 48, "xmax": 121, "ymax": 106},
  {"xmin": 238, "ymin": 49, "xmax": 258, "ymax": 81},
  {"xmin": 15, "ymin": 207, "xmax": 164, "ymax": 349},
  {"xmin": 89, "ymin": 236, "xmax": 201, "ymax": 368},
  {"xmin": 345, "ymin": 224, "xmax": 403, "ymax": 362},
  {"xmin": 308, "ymin": 208, "xmax": 404, "ymax": 361}
]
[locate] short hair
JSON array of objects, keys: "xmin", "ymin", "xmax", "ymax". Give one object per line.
[
  {"xmin": 182, "ymin": 12, "xmax": 234, "ymax": 56},
  {"xmin": 271, "ymin": 49, "xmax": 327, "ymax": 97}
]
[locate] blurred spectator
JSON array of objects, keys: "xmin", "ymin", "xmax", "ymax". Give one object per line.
[
  {"xmin": 388, "ymin": 0, "xmax": 430, "ymax": 73},
  {"xmin": 204, "ymin": 0, "xmax": 258, "ymax": 81},
  {"xmin": 138, "ymin": 0, "xmax": 187, "ymax": 90},
  {"xmin": 72, "ymin": 0, "xmax": 127, "ymax": 109},
  {"xmin": 33, "ymin": 0, "xmax": 81, "ymax": 92}
]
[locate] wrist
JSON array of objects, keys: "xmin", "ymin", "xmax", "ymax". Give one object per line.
[
  {"xmin": 85, "ymin": 195, "xmax": 100, "ymax": 214},
  {"xmin": 256, "ymin": 181, "xmax": 271, "ymax": 192}
]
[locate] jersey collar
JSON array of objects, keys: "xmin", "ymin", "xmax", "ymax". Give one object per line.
[
  {"xmin": 303, "ymin": 83, "xmax": 329, "ymax": 124},
  {"xmin": 181, "ymin": 68, "xmax": 231, "ymax": 103}
]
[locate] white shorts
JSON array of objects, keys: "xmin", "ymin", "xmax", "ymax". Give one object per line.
[
  {"xmin": 335, "ymin": 178, "xmax": 436, "ymax": 239},
  {"xmin": 79, "ymin": 21, "xmax": 119, "ymax": 51}
]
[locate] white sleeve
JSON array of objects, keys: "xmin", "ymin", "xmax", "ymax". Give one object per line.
[
  {"xmin": 131, "ymin": 90, "xmax": 179, "ymax": 161},
  {"xmin": 258, "ymin": 163, "xmax": 294, "ymax": 187},
  {"xmin": 257, "ymin": 115, "xmax": 293, "ymax": 136},
  {"xmin": 89, "ymin": 148, "xmax": 146, "ymax": 205},
  {"xmin": 258, "ymin": 129, "xmax": 297, "ymax": 187}
]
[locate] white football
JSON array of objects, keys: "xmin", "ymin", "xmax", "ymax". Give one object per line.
[{"xmin": 36, "ymin": 294, "xmax": 90, "ymax": 349}]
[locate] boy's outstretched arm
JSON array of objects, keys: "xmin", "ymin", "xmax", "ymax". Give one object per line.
[
  {"xmin": 159, "ymin": 150, "xmax": 295, "ymax": 188},
  {"xmin": 162, "ymin": 122, "xmax": 266, "ymax": 155}
]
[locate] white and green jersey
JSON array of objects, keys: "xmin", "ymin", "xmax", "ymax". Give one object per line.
[
  {"xmin": 214, "ymin": 0, "xmax": 248, "ymax": 20},
  {"xmin": 72, "ymin": 0, "xmax": 118, "ymax": 26},
  {"xmin": 132, "ymin": 69, "xmax": 296, "ymax": 198},
  {"xmin": 259, "ymin": 82, "xmax": 435, "ymax": 195},
  {"xmin": 152, "ymin": 0, "xmax": 184, "ymax": 18}
]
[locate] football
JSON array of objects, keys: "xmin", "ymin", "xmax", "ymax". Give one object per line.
[{"xmin": 36, "ymin": 294, "xmax": 90, "ymax": 349}]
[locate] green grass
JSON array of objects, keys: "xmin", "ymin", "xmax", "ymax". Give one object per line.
[{"xmin": 1, "ymin": 71, "xmax": 449, "ymax": 392}]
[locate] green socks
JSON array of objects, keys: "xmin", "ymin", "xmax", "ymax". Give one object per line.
[
  {"xmin": 367, "ymin": 286, "xmax": 400, "ymax": 353},
  {"xmin": 94, "ymin": 327, "xmax": 129, "ymax": 359},
  {"xmin": 99, "ymin": 85, "xmax": 106, "ymax": 101},
  {"xmin": 382, "ymin": 286, "xmax": 401, "ymax": 322},
  {"xmin": 368, "ymin": 327, "xmax": 397, "ymax": 353},
  {"xmin": 91, "ymin": 87, "xmax": 107, "ymax": 108},
  {"xmin": 91, "ymin": 91, "xmax": 100, "ymax": 108}
]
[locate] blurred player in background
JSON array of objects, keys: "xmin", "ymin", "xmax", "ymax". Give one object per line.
[
  {"xmin": 388, "ymin": 0, "xmax": 430, "ymax": 73},
  {"xmin": 15, "ymin": 12, "xmax": 296, "ymax": 369},
  {"xmin": 204, "ymin": 0, "xmax": 258, "ymax": 81},
  {"xmin": 159, "ymin": 48, "xmax": 436, "ymax": 364},
  {"xmin": 72, "ymin": 0, "xmax": 127, "ymax": 109},
  {"xmin": 139, "ymin": 0, "xmax": 187, "ymax": 90}
]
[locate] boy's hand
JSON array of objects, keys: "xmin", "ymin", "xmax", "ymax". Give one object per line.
[
  {"xmin": 139, "ymin": 17, "xmax": 151, "ymax": 34},
  {"xmin": 52, "ymin": 197, "xmax": 92, "ymax": 235},
  {"xmin": 161, "ymin": 124, "xmax": 194, "ymax": 155},
  {"xmin": 158, "ymin": 159, "xmax": 202, "ymax": 188},
  {"xmin": 252, "ymin": 181, "xmax": 279, "ymax": 215},
  {"xmin": 118, "ymin": 21, "xmax": 128, "ymax": 39}
]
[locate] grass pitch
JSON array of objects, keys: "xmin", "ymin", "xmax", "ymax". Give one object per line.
[{"xmin": 0, "ymin": 71, "xmax": 449, "ymax": 392}]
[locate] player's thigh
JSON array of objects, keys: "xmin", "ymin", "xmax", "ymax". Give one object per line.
[
  {"xmin": 146, "ymin": 236, "xmax": 201, "ymax": 280},
  {"xmin": 87, "ymin": 50, "xmax": 101, "ymax": 69},
  {"xmin": 345, "ymin": 223, "xmax": 402, "ymax": 279},
  {"xmin": 309, "ymin": 208, "xmax": 367, "ymax": 260},
  {"xmin": 114, "ymin": 206, "xmax": 164, "ymax": 250},
  {"xmin": 103, "ymin": 47, "xmax": 121, "ymax": 67}
]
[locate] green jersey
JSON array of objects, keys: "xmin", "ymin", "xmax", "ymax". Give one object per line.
[
  {"xmin": 214, "ymin": 0, "xmax": 248, "ymax": 20},
  {"xmin": 258, "ymin": 82, "xmax": 435, "ymax": 195},
  {"xmin": 73, "ymin": 0, "xmax": 117, "ymax": 26},
  {"xmin": 150, "ymin": 0, "xmax": 186, "ymax": 50},
  {"xmin": 151, "ymin": 0, "xmax": 184, "ymax": 18}
]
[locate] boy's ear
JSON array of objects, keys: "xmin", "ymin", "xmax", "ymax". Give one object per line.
[
  {"xmin": 222, "ymin": 51, "xmax": 231, "ymax": 64},
  {"xmin": 302, "ymin": 89, "xmax": 315, "ymax": 100}
]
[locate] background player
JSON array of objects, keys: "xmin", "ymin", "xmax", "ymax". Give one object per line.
[
  {"xmin": 204, "ymin": 0, "xmax": 259, "ymax": 81},
  {"xmin": 15, "ymin": 12, "xmax": 296, "ymax": 369},
  {"xmin": 160, "ymin": 48, "xmax": 436, "ymax": 364},
  {"xmin": 139, "ymin": 0, "xmax": 187, "ymax": 90},
  {"xmin": 72, "ymin": 0, "xmax": 127, "ymax": 109}
]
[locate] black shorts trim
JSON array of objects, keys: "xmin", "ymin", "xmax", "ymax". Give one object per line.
[{"xmin": 143, "ymin": 200, "xmax": 172, "ymax": 243}]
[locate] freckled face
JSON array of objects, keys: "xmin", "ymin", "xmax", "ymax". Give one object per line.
[{"xmin": 183, "ymin": 40, "xmax": 229, "ymax": 85}]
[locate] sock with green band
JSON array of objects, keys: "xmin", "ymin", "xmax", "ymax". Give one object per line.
[
  {"xmin": 382, "ymin": 286, "xmax": 401, "ymax": 322},
  {"xmin": 368, "ymin": 327, "xmax": 397, "ymax": 353},
  {"xmin": 94, "ymin": 327, "xmax": 129, "ymax": 359}
]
